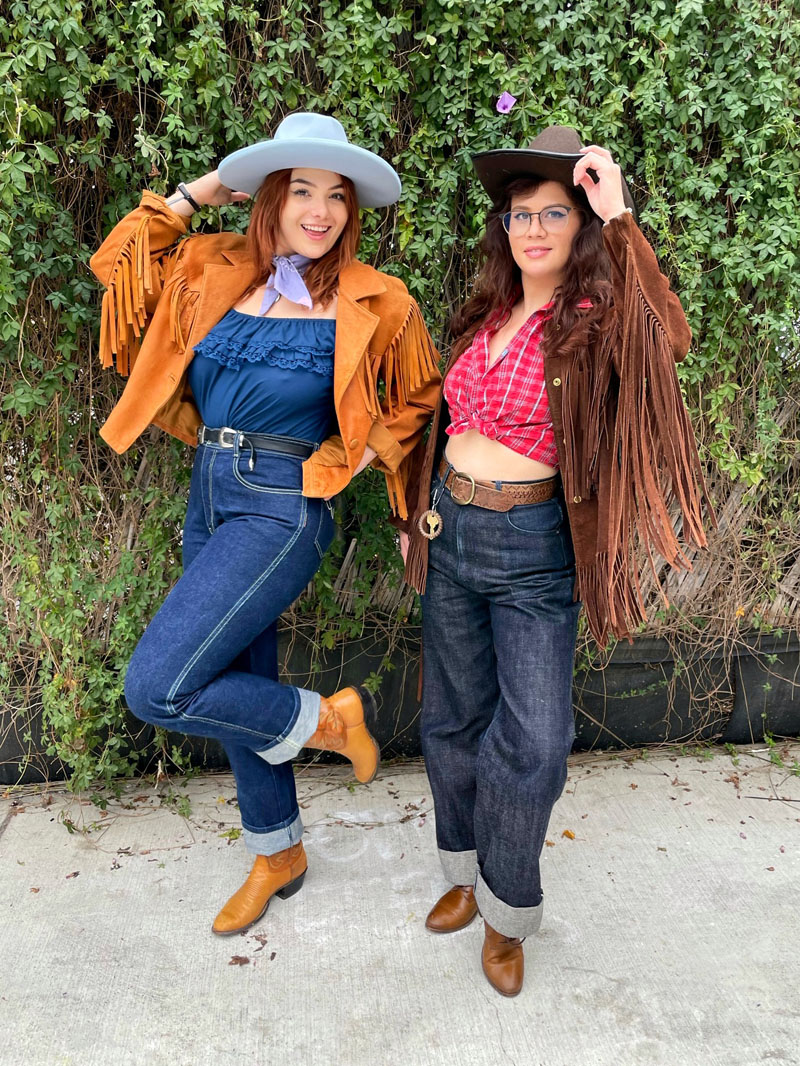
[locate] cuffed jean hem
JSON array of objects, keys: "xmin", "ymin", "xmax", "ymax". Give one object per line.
[
  {"xmin": 256, "ymin": 688, "xmax": 320, "ymax": 765},
  {"xmin": 439, "ymin": 848, "xmax": 478, "ymax": 886},
  {"xmin": 475, "ymin": 871, "xmax": 543, "ymax": 939},
  {"xmin": 243, "ymin": 812, "xmax": 304, "ymax": 856}
]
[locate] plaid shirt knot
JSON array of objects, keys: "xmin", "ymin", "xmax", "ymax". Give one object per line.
[{"xmin": 443, "ymin": 303, "xmax": 559, "ymax": 468}]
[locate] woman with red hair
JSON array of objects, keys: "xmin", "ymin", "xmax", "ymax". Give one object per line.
[{"xmin": 91, "ymin": 113, "xmax": 440, "ymax": 937}]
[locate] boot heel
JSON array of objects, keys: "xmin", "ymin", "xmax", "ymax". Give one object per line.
[
  {"xmin": 355, "ymin": 685, "xmax": 378, "ymax": 727},
  {"xmin": 276, "ymin": 870, "xmax": 306, "ymax": 900}
]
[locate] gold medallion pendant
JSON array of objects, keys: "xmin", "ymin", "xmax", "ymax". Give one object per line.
[{"xmin": 418, "ymin": 509, "xmax": 443, "ymax": 540}]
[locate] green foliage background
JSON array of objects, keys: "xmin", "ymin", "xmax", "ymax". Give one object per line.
[{"xmin": 2, "ymin": 0, "xmax": 799, "ymax": 788}]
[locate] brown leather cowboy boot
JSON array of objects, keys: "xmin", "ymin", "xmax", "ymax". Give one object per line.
[
  {"xmin": 303, "ymin": 686, "xmax": 380, "ymax": 783},
  {"xmin": 482, "ymin": 920, "xmax": 525, "ymax": 996},
  {"xmin": 425, "ymin": 885, "xmax": 478, "ymax": 933},
  {"xmin": 211, "ymin": 842, "xmax": 307, "ymax": 936}
]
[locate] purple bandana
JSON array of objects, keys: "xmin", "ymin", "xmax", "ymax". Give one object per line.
[{"xmin": 259, "ymin": 254, "xmax": 313, "ymax": 315}]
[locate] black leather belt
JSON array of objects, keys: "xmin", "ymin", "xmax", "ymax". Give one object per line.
[{"xmin": 197, "ymin": 425, "xmax": 315, "ymax": 459}]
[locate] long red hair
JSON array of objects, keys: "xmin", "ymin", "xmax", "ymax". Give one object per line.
[
  {"xmin": 246, "ymin": 169, "xmax": 361, "ymax": 308},
  {"xmin": 450, "ymin": 177, "xmax": 613, "ymax": 362}
]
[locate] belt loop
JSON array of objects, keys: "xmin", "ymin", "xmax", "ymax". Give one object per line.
[{"xmin": 440, "ymin": 459, "xmax": 454, "ymax": 484}]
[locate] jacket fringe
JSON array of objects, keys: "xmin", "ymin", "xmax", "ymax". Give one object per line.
[
  {"xmin": 381, "ymin": 300, "xmax": 440, "ymax": 419},
  {"xmin": 601, "ymin": 274, "xmax": 712, "ymax": 639},
  {"xmin": 98, "ymin": 215, "xmax": 152, "ymax": 376},
  {"xmin": 355, "ymin": 353, "xmax": 382, "ymax": 421},
  {"xmin": 162, "ymin": 245, "xmax": 198, "ymax": 350},
  {"xmin": 385, "ymin": 470, "xmax": 407, "ymax": 520},
  {"xmin": 404, "ymin": 521, "xmax": 428, "ymax": 593},
  {"xmin": 376, "ymin": 300, "xmax": 441, "ymax": 519}
]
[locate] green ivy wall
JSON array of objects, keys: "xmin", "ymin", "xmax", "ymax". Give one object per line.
[{"xmin": 1, "ymin": 0, "xmax": 799, "ymax": 788}]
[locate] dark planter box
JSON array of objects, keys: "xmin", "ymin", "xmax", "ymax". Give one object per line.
[
  {"xmin": 0, "ymin": 692, "xmax": 56, "ymax": 787},
  {"xmin": 723, "ymin": 633, "xmax": 800, "ymax": 744},
  {"xmin": 572, "ymin": 637, "xmax": 734, "ymax": 751},
  {"xmin": 2, "ymin": 629, "xmax": 798, "ymax": 785}
]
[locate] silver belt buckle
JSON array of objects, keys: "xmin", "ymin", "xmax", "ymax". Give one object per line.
[
  {"xmin": 450, "ymin": 471, "xmax": 476, "ymax": 506},
  {"xmin": 218, "ymin": 426, "xmax": 238, "ymax": 448}
]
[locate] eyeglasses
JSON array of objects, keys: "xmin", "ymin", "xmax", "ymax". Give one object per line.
[{"xmin": 502, "ymin": 205, "xmax": 579, "ymax": 236}]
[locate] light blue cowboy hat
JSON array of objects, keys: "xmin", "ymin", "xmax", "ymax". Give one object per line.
[{"xmin": 218, "ymin": 112, "xmax": 401, "ymax": 208}]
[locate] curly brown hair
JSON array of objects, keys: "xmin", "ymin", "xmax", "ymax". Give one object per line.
[{"xmin": 450, "ymin": 177, "xmax": 613, "ymax": 361}]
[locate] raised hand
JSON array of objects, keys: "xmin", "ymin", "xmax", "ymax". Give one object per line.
[
  {"xmin": 166, "ymin": 169, "xmax": 250, "ymax": 215},
  {"xmin": 572, "ymin": 145, "xmax": 628, "ymax": 223}
]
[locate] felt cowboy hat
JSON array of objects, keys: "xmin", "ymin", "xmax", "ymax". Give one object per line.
[
  {"xmin": 472, "ymin": 124, "xmax": 636, "ymax": 217},
  {"xmin": 217, "ymin": 112, "xmax": 402, "ymax": 208}
]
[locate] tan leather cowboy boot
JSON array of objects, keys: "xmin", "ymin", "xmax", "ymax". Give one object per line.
[
  {"xmin": 482, "ymin": 920, "xmax": 525, "ymax": 996},
  {"xmin": 425, "ymin": 885, "xmax": 478, "ymax": 933},
  {"xmin": 212, "ymin": 842, "xmax": 307, "ymax": 936},
  {"xmin": 303, "ymin": 686, "xmax": 380, "ymax": 783}
]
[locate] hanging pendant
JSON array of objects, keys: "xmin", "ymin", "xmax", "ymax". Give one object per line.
[{"xmin": 418, "ymin": 508, "xmax": 443, "ymax": 540}]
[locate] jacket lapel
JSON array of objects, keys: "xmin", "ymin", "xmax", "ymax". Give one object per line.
[
  {"xmin": 187, "ymin": 248, "xmax": 257, "ymax": 350},
  {"xmin": 332, "ymin": 260, "xmax": 386, "ymax": 407}
]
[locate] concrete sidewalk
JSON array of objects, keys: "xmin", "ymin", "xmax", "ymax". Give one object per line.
[{"xmin": 1, "ymin": 744, "xmax": 799, "ymax": 1066}]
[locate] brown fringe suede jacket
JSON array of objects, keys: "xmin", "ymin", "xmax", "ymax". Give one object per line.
[
  {"xmin": 401, "ymin": 211, "xmax": 711, "ymax": 646},
  {"xmin": 90, "ymin": 192, "xmax": 441, "ymax": 519}
]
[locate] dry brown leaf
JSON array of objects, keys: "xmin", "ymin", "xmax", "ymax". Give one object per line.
[
  {"xmin": 229, "ymin": 955, "xmax": 250, "ymax": 966},
  {"xmin": 545, "ymin": 839, "xmax": 555, "ymax": 847},
  {"xmin": 562, "ymin": 829, "xmax": 575, "ymax": 840},
  {"xmin": 30, "ymin": 887, "xmax": 40, "ymax": 893},
  {"xmin": 65, "ymin": 871, "xmax": 80, "ymax": 879}
]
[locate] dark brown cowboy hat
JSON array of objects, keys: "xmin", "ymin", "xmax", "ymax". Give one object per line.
[{"xmin": 472, "ymin": 124, "xmax": 636, "ymax": 218}]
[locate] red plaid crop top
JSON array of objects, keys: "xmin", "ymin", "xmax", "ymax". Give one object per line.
[{"xmin": 444, "ymin": 302, "xmax": 563, "ymax": 467}]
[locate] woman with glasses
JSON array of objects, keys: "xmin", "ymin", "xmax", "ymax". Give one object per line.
[
  {"xmin": 90, "ymin": 113, "xmax": 440, "ymax": 938},
  {"xmin": 401, "ymin": 126, "xmax": 710, "ymax": 996}
]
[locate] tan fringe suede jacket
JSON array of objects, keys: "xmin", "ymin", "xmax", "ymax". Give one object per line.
[
  {"xmin": 90, "ymin": 192, "xmax": 441, "ymax": 519},
  {"xmin": 402, "ymin": 211, "xmax": 712, "ymax": 646}
]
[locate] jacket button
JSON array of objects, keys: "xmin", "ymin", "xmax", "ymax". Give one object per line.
[
  {"xmin": 573, "ymin": 495, "xmax": 582, "ymax": 504},
  {"xmin": 552, "ymin": 377, "xmax": 562, "ymax": 386},
  {"xmin": 349, "ymin": 438, "xmax": 360, "ymax": 449}
]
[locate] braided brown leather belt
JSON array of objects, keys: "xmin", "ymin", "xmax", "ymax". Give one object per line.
[{"xmin": 437, "ymin": 457, "xmax": 557, "ymax": 512}]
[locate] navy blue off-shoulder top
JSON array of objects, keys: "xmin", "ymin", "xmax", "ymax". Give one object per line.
[{"xmin": 188, "ymin": 310, "xmax": 336, "ymax": 443}]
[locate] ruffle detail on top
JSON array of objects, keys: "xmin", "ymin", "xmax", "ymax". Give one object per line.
[{"xmin": 192, "ymin": 309, "xmax": 335, "ymax": 375}]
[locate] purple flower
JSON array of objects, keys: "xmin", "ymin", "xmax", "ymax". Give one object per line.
[{"xmin": 496, "ymin": 92, "xmax": 517, "ymax": 114}]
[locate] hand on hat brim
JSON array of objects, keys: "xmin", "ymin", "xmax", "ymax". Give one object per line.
[
  {"xmin": 572, "ymin": 146, "xmax": 628, "ymax": 224},
  {"xmin": 206, "ymin": 169, "xmax": 250, "ymax": 205},
  {"xmin": 175, "ymin": 170, "xmax": 252, "ymax": 209}
]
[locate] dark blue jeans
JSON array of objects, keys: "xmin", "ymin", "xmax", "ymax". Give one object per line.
[
  {"xmin": 125, "ymin": 436, "xmax": 335, "ymax": 856},
  {"xmin": 421, "ymin": 472, "xmax": 580, "ymax": 938}
]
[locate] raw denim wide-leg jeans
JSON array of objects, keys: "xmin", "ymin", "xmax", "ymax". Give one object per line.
[
  {"xmin": 125, "ymin": 438, "xmax": 334, "ymax": 856},
  {"xmin": 421, "ymin": 474, "xmax": 580, "ymax": 938}
]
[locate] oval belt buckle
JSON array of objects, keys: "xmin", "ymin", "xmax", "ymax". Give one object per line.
[{"xmin": 451, "ymin": 472, "xmax": 476, "ymax": 506}]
